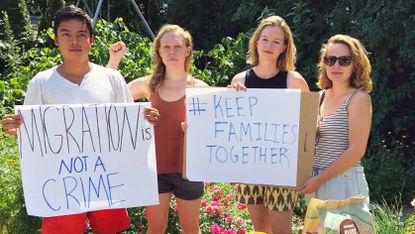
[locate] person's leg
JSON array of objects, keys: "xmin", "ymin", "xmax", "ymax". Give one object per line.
[
  {"xmin": 176, "ymin": 197, "xmax": 202, "ymax": 234},
  {"xmin": 264, "ymin": 186, "xmax": 298, "ymax": 234},
  {"xmin": 246, "ymin": 204, "xmax": 271, "ymax": 233},
  {"xmin": 235, "ymin": 184, "xmax": 270, "ymax": 232},
  {"xmin": 88, "ymin": 208, "xmax": 130, "ymax": 234},
  {"xmin": 146, "ymin": 193, "xmax": 172, "ymax": 234},
  {"xmin": 171, "ymin": 173, "xmax": 204, "ymax": 234},
  {"xmin": 269, "ymin": 210, "xmax": 293, "ymax": 234},
  {"xmin": 145, "ymin": 173, "xmax": 175, "ymax": 234}
]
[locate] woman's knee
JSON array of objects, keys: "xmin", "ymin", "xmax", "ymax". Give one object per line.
[
  {"xmin": 147, "ymin": 220, "xmax": 168, "ymax": 234},
  {"xmin": 179, "ymin": 222, "xmax": 200, "ymax": 234}
]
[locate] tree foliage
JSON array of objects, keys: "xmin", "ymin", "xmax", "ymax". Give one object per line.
[
  {"xmin": 38, "ymin": 0, "xmax": 66, "ymax": 33},
  {"xmin": 0, "ymin": 0, "xmax": 35, "ymax": 49}
]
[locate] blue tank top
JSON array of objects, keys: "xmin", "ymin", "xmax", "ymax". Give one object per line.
[{"xmin": 244, "ymin": 68, "xmax": 288, "ymax": 88}]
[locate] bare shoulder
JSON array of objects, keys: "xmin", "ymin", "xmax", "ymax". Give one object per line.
[
  {"xmin": 287, "ymin": 71, "xmax": 309, "ymax": 91},
  {"xmin": 128, "ymin": 76, "xmax": 151, "ymax": 100},
  {"xmin": 349, "ymin": 91, "xmax": 372, "ymax": 108},
  {"xmin": 194, "ymin": 78, "xmax": 209, "ymax": 87},
  {"xmin": 231, "ymin": 71, "xmax": 246, "ymax": 84}
]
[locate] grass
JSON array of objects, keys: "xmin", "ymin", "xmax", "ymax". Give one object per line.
[{"xmin": 371, "ymin": 199, "xmax": 413, "ymax": 234}]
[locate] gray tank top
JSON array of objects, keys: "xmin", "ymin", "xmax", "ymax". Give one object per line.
[{"xmin": 314, "ymin": 88, "xmax": 363, "ymax": 168}]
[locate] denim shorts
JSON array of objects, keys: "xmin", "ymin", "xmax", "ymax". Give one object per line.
[
  {"xmin": 309, "ymin": 165, "xmax": 370, "ymax": 206},
  {"xmin": 158, "ymin": 173, "xmax": 204, "ymax": 200}
]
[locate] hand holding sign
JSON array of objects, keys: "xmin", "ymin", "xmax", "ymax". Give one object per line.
[
  {"xmin": 1, "ymin": 114, "xmax": 23, "ymax": 136},
  {"xmin": 16, "ymin": 103, "xmax": 158, "ymax": 217},
  {"xmin": 185, "ymin": 88, "xmax": 311, "ymax": 187}
]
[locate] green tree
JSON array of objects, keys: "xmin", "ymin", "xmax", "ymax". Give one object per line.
[
  {"xmin": 348, "ymin": 0, "xmax": 415, "ymax": 204},
  {"xmin": 26, "ymin": 0, "xmax": 47, "ymax": 15},
  {"xmin": 0, "ymin": 11, "xmax": 20, "ymax": 77},
  {"xmin": 165, "ymin": 0, "xmax": 256, "ymax": 50},
  {"xmin": 0, "ymin": 0, "xmax": 35, "ymax": 49},
  {"xmin": 38, "ymin": 0, "xmax": 66, "ymax": 33},
  {"xmin": 102, "ymin": 0, "xmax": 163, "ymax": 37}
]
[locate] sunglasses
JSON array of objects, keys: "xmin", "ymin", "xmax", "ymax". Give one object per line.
[{"xmin": 323, "ymin": 56, "xmax": 353, "ymax": 66}]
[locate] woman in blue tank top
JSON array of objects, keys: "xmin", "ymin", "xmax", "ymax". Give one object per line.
[
  {"xmin": 301, "ymin": 35, "xmax": 372, "ymax": 206},
  {"xmin": 231, "ymin": 15, "xmax": 309, "ymax": 234}
]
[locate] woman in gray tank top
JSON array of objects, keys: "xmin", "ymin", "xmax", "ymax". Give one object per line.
[{"xmin": 301, "ymin": 34, "xmax": 373, "ymax": 206}]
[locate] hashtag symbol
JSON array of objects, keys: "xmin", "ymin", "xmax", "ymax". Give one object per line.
[{"xmin": 188, "ymin": 97, "xmax": 207, "ymax": 116}]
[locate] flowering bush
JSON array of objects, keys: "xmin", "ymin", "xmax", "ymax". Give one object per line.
[
  {"xmin": 199, "ymin": 183, "xmax": 253, "ymax": 233},
  {"xmin": 122, "ymin": 183, "xmax": 252, "ymax": 233}
]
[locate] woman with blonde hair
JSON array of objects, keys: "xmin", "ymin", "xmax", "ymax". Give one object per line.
[
  {"xmin": 108, "ymin": 24, "xmax": 208, "ymax": 233},
  {"xmin": 231, "ymin": 15, "xmax": 309, "ymax": 234},
  {"xmin": 301, "ymin": 34, "xmax": 372, "ymax": 206}
]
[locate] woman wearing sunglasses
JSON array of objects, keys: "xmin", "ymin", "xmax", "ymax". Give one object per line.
[{"xmin": 301, "ymin": 34, "xmax": 373, "ymax": 206}]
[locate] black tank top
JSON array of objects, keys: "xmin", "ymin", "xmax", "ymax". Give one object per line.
[{"xmin": 244, "ymin": 68, "xmax": 288, "ymax": 88}]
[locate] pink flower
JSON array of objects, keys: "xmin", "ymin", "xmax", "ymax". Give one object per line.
[
  {"xmin": 204, "ymin": 205, "xmax": 214, "ymax": 215},
  {"xmin": 225, "ymin": 194, "xmax": 235, "ymax": 201},
  {"xmin": 211, "ymin": 223, "xmax": 222, "ymax": 234},
  {"xmin": 205, "ymin": 203, "xmax": 221, "ymax": 215},
  {"xmin": 211, "ymin": 185, "xmax": 223, "ymax": 199},
  {"xmin": 211, "ymin": 205, "xmax": 221, "ymax": 214},
  {"xmin": 201, "ymin": 200, "xmax": 207, "ymax": 207},
  {"xmin": 235, "ymin": 202, "xmax": 247, "ymax": 210},
  {"xmin": 211, "ymin": 185, "xmax": 222, "ymax": 194},
  {"xmin": 225, "ymin": 215, "xmax": 234, "ymax": 223},
  {"xmin": 223, "ymin": 199, "xmax": 229, "ymax": 207},
  {"xmin": 236, "ymin": 217, "xmax": 244, "ymax": 226},
  {"xmin": 174, "ymin": 200, "xmax": 179, "ymax": 211},
  {"xmin": 142, "ymin": 208, "xmax": 148, "ymax": 217},
  {"xmin": 137, "ymin": 223, "xmax": 145, "ymax": 231},
  {"xmin": 411, "ymin": 198, "xmax": 415, "ymax": 208},
  {"xmin": 213, "ymin": 197, "xmax": 221, "ymax": 202},
  {"xmin": 237, "ymin": 228, "xmax": 246, "ymax": 234},
  {"xmin": 224, "ymin": 228, "xmax": 237, "ymax": 234},
  {"xmin": 211, "ymin": 200, "xmax": 221, "ymax": 206}
]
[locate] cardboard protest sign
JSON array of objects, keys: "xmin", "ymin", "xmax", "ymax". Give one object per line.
[
  {"xmin": 184, "ymin": 88, "xmax": 318, "ymax": 188},
  {"xmin": 15, "ymin": 103, "xmax": 158, "ymax": 217}
]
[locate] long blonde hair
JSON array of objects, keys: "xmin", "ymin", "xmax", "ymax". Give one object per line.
[
  {"xmin": 317, "ymin": 34, "xmax": 372, "ymax": 92},
  {"xmin": 149, "ymin": 24, "xmax": 193, "ymax": 92},
  {"xmin": 247, "ymin": 15, "xmax": 296, "ymax": 71}
]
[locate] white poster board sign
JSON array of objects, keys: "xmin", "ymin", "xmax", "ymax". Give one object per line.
[
  {"xmin": 15, "ymin": 103, "xmax": 158, "ymax": 217},
  {"xmin": 185, "ymin": 88, "xmax": 301, "ymax": 186}
]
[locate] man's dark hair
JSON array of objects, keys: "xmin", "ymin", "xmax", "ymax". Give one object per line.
[{"xmin": 53, "ymin": 5, "xmax": 93, "ymax": 37}]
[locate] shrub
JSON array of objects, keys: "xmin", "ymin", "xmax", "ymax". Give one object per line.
[
  {"xmin": 0, "ymin": 0, "xmax": 35, "ymax": 49},
  {"xmin": 372, "ymin": 199, "xmax": 407, "ymax": 234},
  {"xmin": 0, "ymin": 131, "xmax": 41, "ymax": 233}
]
